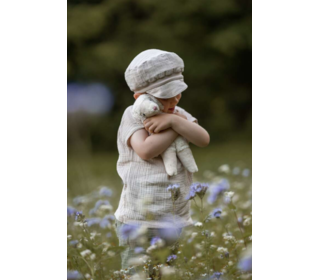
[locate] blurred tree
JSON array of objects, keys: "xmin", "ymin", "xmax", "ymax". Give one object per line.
[{"xmin": 67, "ymin": 0, "xmax": 251, "ymax": 152}]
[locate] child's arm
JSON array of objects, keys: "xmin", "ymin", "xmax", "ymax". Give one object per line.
[
  {"xmin": 171, "ymin": 116, "xmax": 210, "ymax": 147},
  {"xmin": 143, "ymin": 114, "xmax": 210, "ymax": 148},
  {"xmin": 129, "ymin": 128, "xmax": 179, "ymax": 160}
]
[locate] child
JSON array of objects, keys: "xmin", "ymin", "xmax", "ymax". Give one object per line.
[{"xmin": 114, "ymin": 49, "xmax": 210, "ymax": 270}]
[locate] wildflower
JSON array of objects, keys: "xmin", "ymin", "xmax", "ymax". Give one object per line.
[
  {"xmin": 99, "ymin": 186, "xmax": 113, "ymax": 197},
  {"xmin": 134, "ymin": 247, "xmax": 144, "ymax": 254},
  {"xmin": 69, "ymin": 240, "xmax": 79, "ymax": 247},
  {"xmin": 67, "ymin": 235, "xmax": 72, "ymax": 239},
  {"xmin": 150, "ymin": 236, "xmax": 163, "ymax": 246},
  {"xmin": 75, "ymin": 211, "xmax": 83, "ymax": 221},
  {"xmin": 99, "ymin": 215, "xmax": 114, "ymax": 229},
  {"xmin": 238, "ymin": 245, "xmax": 252, "ymax": 272},
  {"xmin": 232, "ymin": 167, "xmax": 240, "ymax": 175},
  {"xmin": 218, "ymin": 164, "xmax": 230, "ymax": 174},
  {"xmin": 67, "ymin": 206, "xmax": 77, "ymax": 217},
  {"xmin": 217, "ymin": 247, "xmax": 228, "ymax": 253},
  {"xmin": 238, "ymin": 255, "xmax": 252, "ymax": 271},
  {"xmin": 67, "ymin": 270, "xmax": 82, "ymax": 279},
  {"xmin": 242, "ymin": 168, "xmax": 250, "ymax": 177},
  {"xmin": 212, "ymin": 208, "xmax": 222, "ymax": 218},
  {"xmin": 119, "ymin": 224, "xmax": 140, "ymax": 239},
  {"xmin": 85, "ymin": 218, "xmax": 101, "ymax": 227},
  {"xmin": 186, "ymin": 182, "xmax": 209, "ymax": 200},
  {"xmin": 243, "ymin": 217, "xmax": 252, "ymax": 226},
  {"xmin": 89, "ymin": 200, "xmax": 111, "ymax": 216},
  {"xmin": 207, "ymin": 179, "xmax": 230, "ymax": 204},
  {"xmin": 161, "ymin": 266, "xmax": 175, "ymax": 275},
  {"xmin": 80, "ymin": 249, "xmax": 91, "ymax": 257},
  {"xmin": 167, "ymin": 254, "xmax": 177, "ymax": 262},
  {"xmin": 167, "ymin": 184, "xmax": 181, "ymax": 201},
  {"xmin": 73, "ymin": 196, "xmax": 87, "ymax": 206},
  {"xmin": 211, "ymin": 272, "xmax": 223, "ymax": 279},
  {"xmin": 146, "ymin": 245, "xmax": 157, "ymax": 253},
  {"xmin": 195, "ymin": 222, "xmax": 203, "ymax": 227}
]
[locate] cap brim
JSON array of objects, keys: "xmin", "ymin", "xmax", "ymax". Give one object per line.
[{"xmin": 146, "ymin": 80, "xmax": 188, "ymax": 99}]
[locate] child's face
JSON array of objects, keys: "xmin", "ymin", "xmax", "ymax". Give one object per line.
[{"xmin": 154, "ymin": 93, "xmax": 182, "ymax": 114}]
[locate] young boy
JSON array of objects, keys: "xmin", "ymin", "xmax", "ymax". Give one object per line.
[{"xmin": 114, "ymin": 49, "xmax": 210, "ymax": 270}]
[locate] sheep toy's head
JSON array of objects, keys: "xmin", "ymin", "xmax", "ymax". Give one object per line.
[{"xmin": 132, "ymin": 94, "xmax": 164, "ymax": 121}]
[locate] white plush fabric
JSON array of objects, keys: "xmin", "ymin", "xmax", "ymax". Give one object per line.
[{"xmin": 132, "ymin": 94, "xmax": 198, "ymax": 176}]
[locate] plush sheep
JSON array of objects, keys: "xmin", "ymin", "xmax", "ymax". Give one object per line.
[{"xmin": 132, "ymin": 94, "xmax": 198, "ymax": 176}]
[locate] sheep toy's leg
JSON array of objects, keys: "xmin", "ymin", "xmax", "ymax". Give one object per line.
[
  {"xmin": 175, "ymin": 136, "xmax": 198, "ymax": 173},
  {"xmin": 161, "ymin": 143, "xmax": 178, "ymax": 176}
]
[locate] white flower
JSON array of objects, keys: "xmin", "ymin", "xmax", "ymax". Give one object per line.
[
  {"xmin": 73, "ymin": 222, "xmax": 84, "ymax": 227},
  {"xmin": 90, "ymin": 254, "xmax": 96, "ymax": 260},
  {"xmin": 191, "ymin": 232, "xmax": 198, "ymax": 238},
  {"xmin": 243, "ymin": 217, "xmax": 252, "ymax": 226},
  {"xmin": 196, "ymin": 252, "xmax": 202, "ymax": 258},
  {"xmin": 210, "ymin": 231, "xmax": 215, "ymax": 237},
  {"xmin": 146, "ymin": 245, "xmax": 157, "ymax": 254},
  {"xmin": 217, "ymin": 247, "xmax": 228, "ymax": 253},
  {"xmin": 195, "ymin": 222, "xmax": 203, "ymax": 227},
  {"xmin": 108, "ymin": 251, "xmax": 115, "ymax": 257},
  {"xmin": 228, "ymin": 261, "xmax": 234, "ymax": 266},
  {"xmin": 161, "ymin": 266, "xmax": 175, "ymax": 275},
  {"xmin": 128, "ymin": 257, "xmax": 144, "ymax": 266},
  {"xmin": 67, "ymin": 235, "xmax": 72, "ymax": 239},
  {"xmin": 218, "ymin": 164, "xmax": 230, "ymax": 173},
  {"xmin": 80, "ymin": 249, "xmax": 91, "ymax": 257},
  {"xmin": 99, "ymin": 204, "xmax": 113, "ymax": 211},
  {"xmin": 224, "ymin": 191, "xmax": 234, "ymax": 198},
  {"xmin": 210, "ymin": 244, "xmax": 217, "ymax": 250}
]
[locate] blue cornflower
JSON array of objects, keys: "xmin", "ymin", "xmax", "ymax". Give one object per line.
[
  {"xmin": 167, "ymin": 254, "xmax": 177, "ymax": 262},
  {"xmin": 185, "ymin": 182, "xmax": 209, "ymax": 200},
  {"xmin": 119, "ymin": 224, "xmax": 140, "ymax": 239},
  {"xmin": 99, "ymin": 186, "xmax": 113, "ymax": 197},
  {"xmin": 75, "ymin": 211, "xmax": 83, "ymax": 221},
  {"xmin": 134, "ymin": 247, "xmax": 144, "ymax": 254},
  {"xmin": 232, "ymin": 167, "xmax": 240, "ymax": 175},
  {"xmin": 67, "ymin": 270, "xmax": 82, "ymax": 279},
  {"xmin": 211, "ymin": 272, "xmax": 223, "ymax": 279},
  {"xmin": 67, "ymin": 206, "xmax": 77, "ymax": 217},
  {"xmin": 238, "ymin": 255, "xmax": 252, "ymax": 271},
  {"xmin": 212, "ymin": 208, "xmax": 222, "ymax": 218},
  {"xmin": 73, "ymin": 196, "xmax": 86, "ymax": 206},
  {"xmin": 89, "ymin": 200, "xmax": 110, "ymax": 216},
  {"xmin": 99, "ymin": 215, "xmax": 114, "ymax": 229},
  {"xmin": 207, "ymin": 179, "xmax": 230, "ymax": 204},
  {"xmin": 167, "ymin": 184, "xmax": 181, "ymax": 201},
  {"xmin": 85, "ymin": 217, "xmax": 101, "ymax": 227},
  {"xmin": 69, "ymin": 240, "xmax": 79, "ymax": 247},
  {"xmin": 242, "ymin": 168, "xmax": 250, "ymax": 177},
  {"xmin": 150, "ymin": 236, "xmax": 161, "ymax": 246}
]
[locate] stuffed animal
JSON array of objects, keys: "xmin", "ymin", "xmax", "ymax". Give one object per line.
[{"xmin": 132, "ymin": 94, "xmax": 198, "ymax": 176}]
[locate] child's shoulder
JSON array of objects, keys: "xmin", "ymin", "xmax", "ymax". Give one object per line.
[
  {"xmin": 175, "ymin": 105, "xmax": 198, "ymax": 123},
  {"xmin": 175, "ymin": 105, "xmax": 192, "ymax": 116},
  {"xmin": 120, "ymin": 105, "xmax": 134, "ymax": 118}
]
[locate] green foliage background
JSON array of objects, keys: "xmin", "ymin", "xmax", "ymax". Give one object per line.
[{"xmin": 67, "ymin": 0, "xmax": 252, "ymax": 153}]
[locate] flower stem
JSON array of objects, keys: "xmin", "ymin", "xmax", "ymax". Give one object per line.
[{"xmin": 233, "ymin": 209, "xmax": 247, "ymax": 249}]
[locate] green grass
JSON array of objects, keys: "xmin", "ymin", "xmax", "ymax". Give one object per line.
[{"xmin": 67, "ymin": 141, "xmax": 251, "ymax": 200}]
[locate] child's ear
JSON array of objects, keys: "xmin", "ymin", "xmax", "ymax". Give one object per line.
[{"xmin": 133, "ymin": 92, "xmax": 145, "ymax": 100}]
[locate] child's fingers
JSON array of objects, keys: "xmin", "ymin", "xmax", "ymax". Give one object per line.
[{"xmin": 148, "ymin": 124, "xmax": 157, "ymax": 133}]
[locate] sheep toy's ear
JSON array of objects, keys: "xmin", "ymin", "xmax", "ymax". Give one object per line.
[
  {"xmin": 132, "ymin": 94, "xmax": 148, "ymax": 121},
  {"xmin": 146, "ymin": 94, "xmax": 164, "ymax": 111}
]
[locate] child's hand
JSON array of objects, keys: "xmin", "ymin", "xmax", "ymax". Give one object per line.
[{"xmin": 143, "ymin": 113, "xmax": 175, "ymax": 134}]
